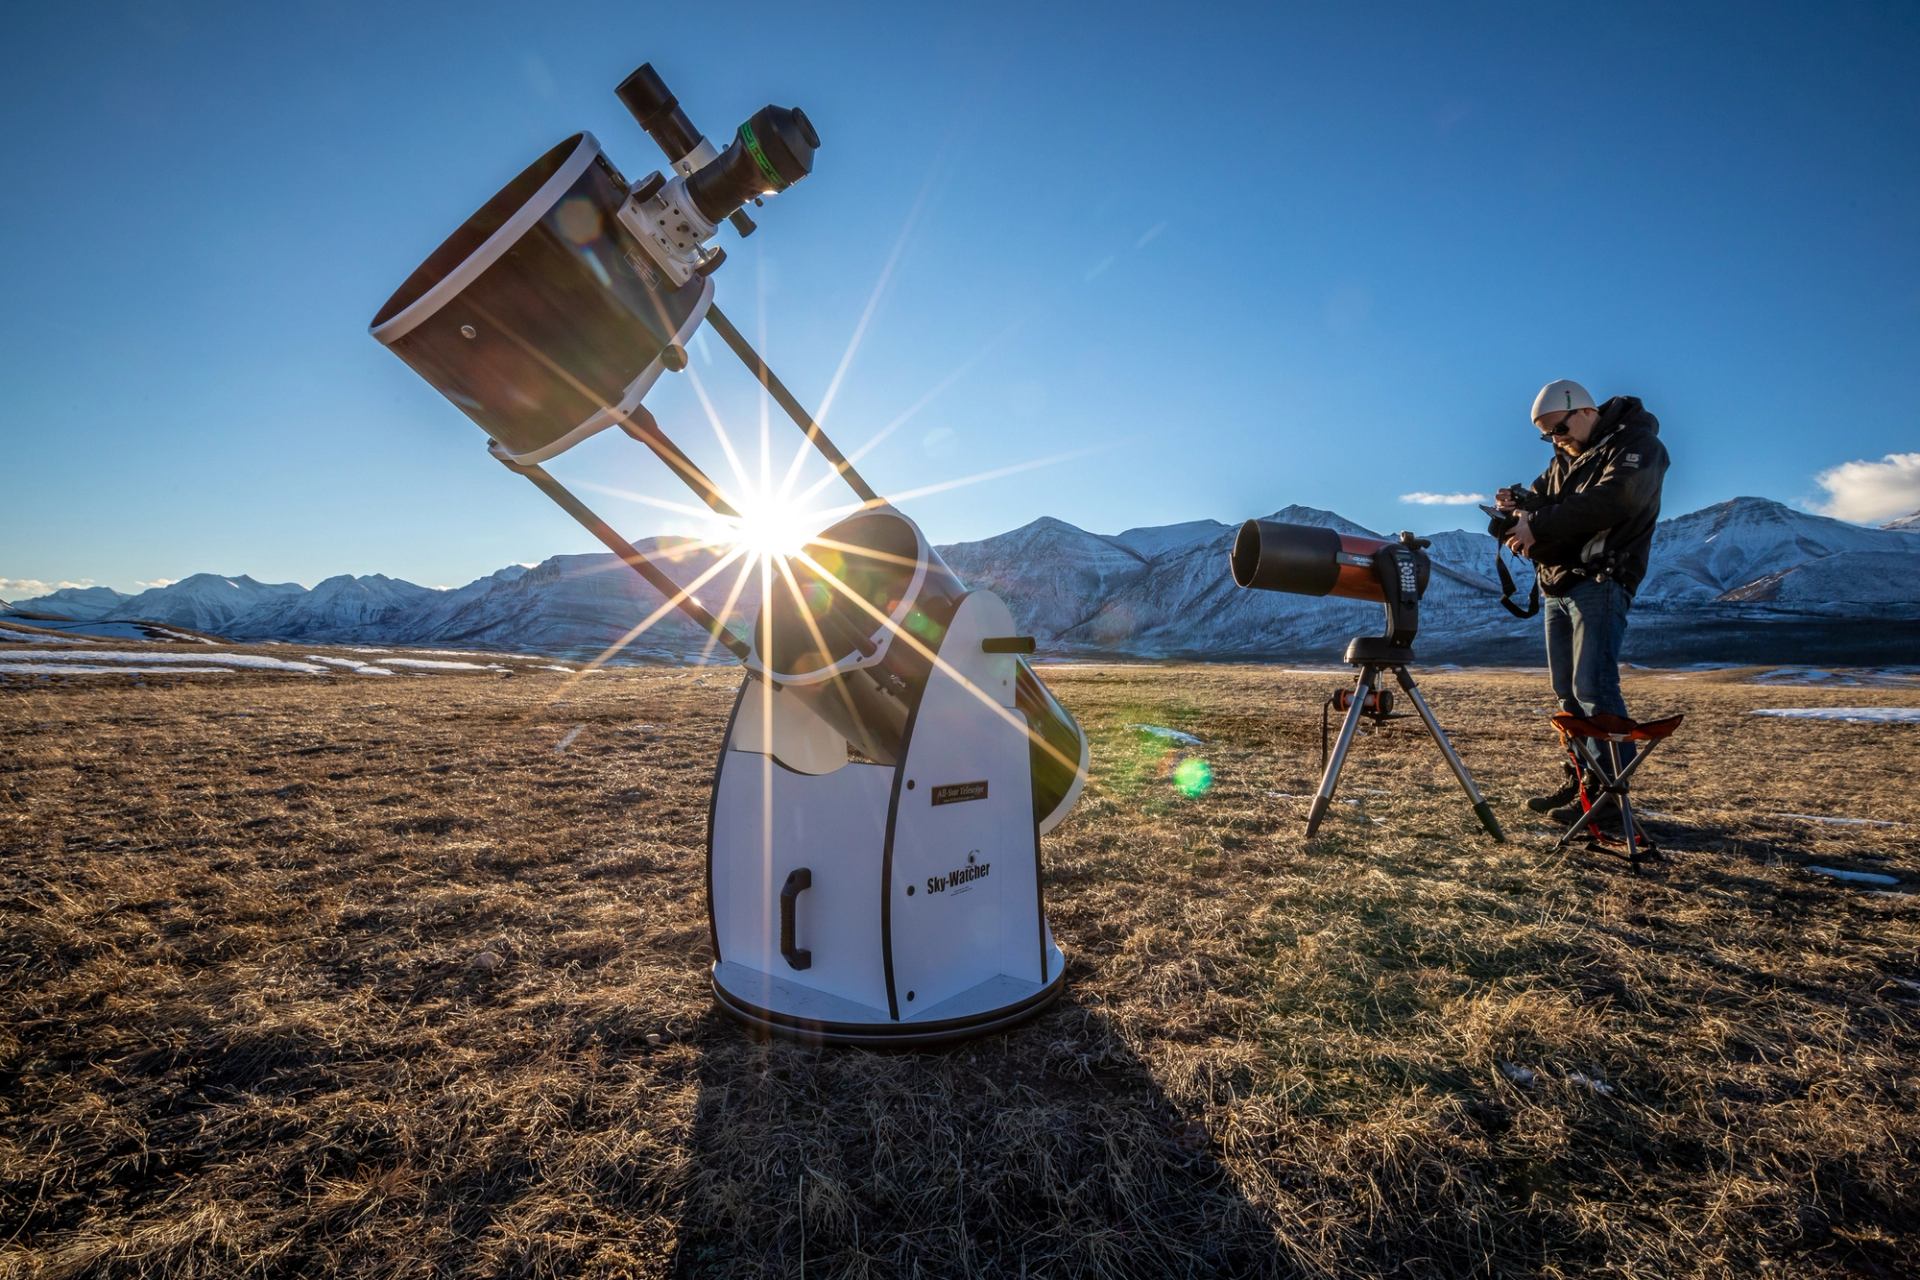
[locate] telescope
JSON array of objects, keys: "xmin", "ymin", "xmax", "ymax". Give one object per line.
[
  {"xmin": 1230, "ymin": 519, "xmax": 1503, "ymax": 840},
  {"xmin": 370, "ymin": 63, "xmax": 1088, "ymax": 1045}
]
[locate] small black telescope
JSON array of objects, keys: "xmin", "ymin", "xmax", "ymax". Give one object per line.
[{"xmin": 1229, "ymin": 519, "xmax": 1502, "ymax": 841}]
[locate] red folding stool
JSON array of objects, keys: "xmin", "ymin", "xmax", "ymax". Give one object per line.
[{"xmin": 1549, "ymin": 711, "xmax": 1685, "ymax": 869}]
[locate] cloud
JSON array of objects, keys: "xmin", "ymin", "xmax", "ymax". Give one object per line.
[
  {"xmin": 1399, "ymin": 491, "xmax": 1489, "ymax": 506},
  {"xmin": 0, "ymin": 577, "xmax": 95, "ymax": 601},
  {"xmin": 137, "ymin": 578, "xmax": 176, "ymax": 589},
  {"xmin": 1812, "ymin": 453, "xmax": 1920, "ymax": 525}
]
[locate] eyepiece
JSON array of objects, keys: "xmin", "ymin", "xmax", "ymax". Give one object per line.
[{"xmin": 684, "ymin": 105, "xmax": 819, "ymax": 224}]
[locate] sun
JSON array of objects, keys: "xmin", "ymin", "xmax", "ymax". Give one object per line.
[{"xmin": 721, "ymin": 486, "xmax": 833, "ymax": 562}]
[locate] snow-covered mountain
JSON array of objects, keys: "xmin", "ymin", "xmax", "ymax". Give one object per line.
[
  {"xmin": 6, "ymin": 497, "xmax": 1916, "ymax": 664},
  {"xmin": 109, "ymin": 574, "xmax": 307, "ymax": 633},
  {"xmin": 228, "ymin": 574, "xmax": 441, "ymax": 641},
  {"xmin": 940, "ymin": 517, "xmax": 1150, "ymax": 641},
  {"xmin": 1638, "ymin": 498, "xmax": 1908, "ymax": 601},
  {"xmin": 1887, "ymin": 510, "xmax": 1920, "ymax": 533},
  {"xmin": 7, "ymin": 585, "xmax": 132, "ymax": 620}
]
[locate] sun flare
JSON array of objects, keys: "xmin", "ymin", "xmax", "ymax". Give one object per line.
[{"xmin": 720, "ymin": 487, "xmax": 836, "ymax": 562}]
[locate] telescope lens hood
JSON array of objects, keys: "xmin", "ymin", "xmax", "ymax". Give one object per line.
[{"xmin": 1231, "ymin": 520, "xmax": 1343, "ymax": 595}]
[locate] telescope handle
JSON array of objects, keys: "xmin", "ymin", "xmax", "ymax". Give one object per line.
[{"xmin": 779, "ymin": 867, "xmax": 813, "ymax": 970}]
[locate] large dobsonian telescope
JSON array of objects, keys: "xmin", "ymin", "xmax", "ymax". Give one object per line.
[{"xmin": 370, "ymin": 63, "xmax": 1088, "ymax": 1045}]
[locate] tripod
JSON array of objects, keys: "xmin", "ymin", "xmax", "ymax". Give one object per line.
[{"xmin": 1306, "ymin": 635, "xmax": 1505, "ymax": 841}]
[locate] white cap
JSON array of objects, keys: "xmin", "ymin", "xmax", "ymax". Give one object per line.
[{"xmin": 1531, "ymin": 379, "xmax": 1595, "ymax": 423}]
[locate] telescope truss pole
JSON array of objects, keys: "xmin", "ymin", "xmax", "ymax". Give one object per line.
[
  {"xmin": 496, "ymin": 453, "xmax": 753, "ymax": 663},
  {"xmin": 705, "ymin": 303, "xmax": 883, "ymax": 507},
  {"xmin": 615, "ymin": 405, "xmax": 740, "ymax": 519}
]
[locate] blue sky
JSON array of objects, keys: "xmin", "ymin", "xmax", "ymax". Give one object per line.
[{"xmin": 3, "ymin": 0, "xmax": 1917, "ymax": 597}]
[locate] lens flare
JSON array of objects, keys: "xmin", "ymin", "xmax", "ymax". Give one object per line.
[
  {"xmin": 727, "ymin": 492, "xmax": 820, "ymax": 560},
  {"xmin": 1173, "ymin": 757, "xmax": 1214, "ymax": 798}
]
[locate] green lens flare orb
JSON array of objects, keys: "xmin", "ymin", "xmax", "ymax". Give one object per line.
[{"xmin": 1173, "ymin": 757, "xmax": 1213, "ymax": 798}]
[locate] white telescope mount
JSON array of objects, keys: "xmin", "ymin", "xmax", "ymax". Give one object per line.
[{"xmin": 493, "ymin": 310, "xmax": 1081, "ymax": 1047}]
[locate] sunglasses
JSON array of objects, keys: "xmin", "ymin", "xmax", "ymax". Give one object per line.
[{"xmin": 1536, "ymin": 415, "xmax": 1574, "ymax": 443}]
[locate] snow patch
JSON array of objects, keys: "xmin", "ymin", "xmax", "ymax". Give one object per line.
[
  {"xmin": 1751, "ymin": 667, "xmax": 1920, "ymax": 688},
  {"xmin": 306, "ymin": 655, "xmax": 394, "ymax": 676},
  {"xmin": 1129, "ymin": 723, "xmax": 1204, "ymax": 745},
  {"xmin": 380, "ymin": 658, "xmax": 507, "ymax": 672},
  {"xmin": 1767, "ymin": 812, "xmax": 1900, "ymax": 828},
  {"xmin": 0, "ymin": 626, "xmax": 94, "ymax": 645},
  {"xmin": 0, "ymin": 664, "xmax": 236, "ymax": 677},
  {"xmin": 1806, "ymin": 865, "xmax": 1901, "ymax": 887},
  {"xmin": 0, "ymin": 649, "xmax": 328, "ymax": 674},
  {"xmin": 1751, "ymin": 707, "xmax": 1920, "ymax": 723}
]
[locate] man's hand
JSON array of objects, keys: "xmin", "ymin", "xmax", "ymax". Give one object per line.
[
  {"xmin": 1495, "ymin": 486, "xmax": 1525, "ymax": 514},
  {"xmin": 1504, "ymin": 512, "xmax": 1537, "ymax": 558}
]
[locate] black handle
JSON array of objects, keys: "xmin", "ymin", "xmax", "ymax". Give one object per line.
[
  {"xmin": 981, "ymin": 635, "xmax": 1036, "ymax": 654},
  {"xmin": 779, "ymin": 867, "xmax": 813, "ymax": 970}
]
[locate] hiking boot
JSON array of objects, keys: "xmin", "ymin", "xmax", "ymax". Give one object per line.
[
  {"xmin": 1548, "ymin": 798, "xmax": 1589, "ymax": 825},
  {"xmin": 1526, "ymin": 764, "xmax": 1581, "ymax": 813}
]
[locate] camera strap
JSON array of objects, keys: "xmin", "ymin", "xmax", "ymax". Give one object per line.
[{"xmin": 1495, "ymin": 549, "xmax": 1540, "ymax": 618}]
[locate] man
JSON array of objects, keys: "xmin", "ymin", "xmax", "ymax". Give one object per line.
[{"xmin": 1495, "ymin": 379, "xmax": 1668, "ymax": 821}]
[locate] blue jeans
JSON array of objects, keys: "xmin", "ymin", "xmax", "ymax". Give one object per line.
[{"xmin": 1544, "ymin": 577, "xmax": 1634, "ymax": 774}]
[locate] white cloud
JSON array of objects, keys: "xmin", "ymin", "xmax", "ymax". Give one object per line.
[
  {"xmin": 137, "ymin": 578, "xmax": 176, "ymax": 589},
  {"xmin": 0, "ymin": 577, "xmax": 94, "ymax": 601},
  {"xmin": 1812, "ymin": 453, "xmax": 1920, "ymax": 525},
  {"xmin": 1399, "ymin": 491, "xmax": 1489, "ymax": 506}
]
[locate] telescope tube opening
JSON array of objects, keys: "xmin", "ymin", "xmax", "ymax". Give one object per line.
[
  {"xmin": 1231, "ymin": 520, "xmax": 1392, "ymax": 602},
  {"xmin": 368, "ymin": 133, "xmax": 711, "ymax": 465}
]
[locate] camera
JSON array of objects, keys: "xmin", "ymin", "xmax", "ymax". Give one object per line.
[{"xmin": 1485, "ymin": 483, "xmax": 1545, "ymax": 536}]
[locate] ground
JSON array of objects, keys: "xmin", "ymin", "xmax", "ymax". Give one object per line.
[{"xmin": 2, "ymin": 659, "xmax": 1917, "ymax": 1278}]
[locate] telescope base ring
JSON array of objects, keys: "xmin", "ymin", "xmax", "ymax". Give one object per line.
[{"xmin": 710, "ymin": 964, "xmax": 1066, "ymax": 1048}]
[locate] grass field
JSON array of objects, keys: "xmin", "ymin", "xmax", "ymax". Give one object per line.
[{"xmin": 3, "ymin": 658, "xmax": 1917, "ymax": 1277}]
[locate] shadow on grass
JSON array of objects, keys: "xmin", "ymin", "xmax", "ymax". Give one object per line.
[{"xmin": 666, "ymin": 990, "xmax": 1295, "ymax": 1279}]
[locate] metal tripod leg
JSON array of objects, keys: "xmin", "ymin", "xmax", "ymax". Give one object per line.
[
  {"xmin": 1392, "ymin": 666, "xmax": 1506, "ymax": 841},
  {"xmin": 1306, "ymin": 666, "xmax": 1377, "ymax": 837}
]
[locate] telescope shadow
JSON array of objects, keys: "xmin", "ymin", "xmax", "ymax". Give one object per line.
[{"xmin": 664, "ymin": 986, "xmax": 1295, "ymax": 1278}]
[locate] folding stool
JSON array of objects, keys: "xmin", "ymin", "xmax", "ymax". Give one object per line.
[{"xmin": 1549, "ymin": 711, "xmax": 1685, "ymax": 870}]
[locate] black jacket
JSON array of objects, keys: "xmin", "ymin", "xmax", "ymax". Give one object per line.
[{"xmin": 1509, "ymin": 396, "xmax": 1668, "ymax": 596}]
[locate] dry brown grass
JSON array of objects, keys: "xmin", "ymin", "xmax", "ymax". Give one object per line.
[{"xmin": 2, "ymin": 659, "xmax": 1917, "ymax": 1278}]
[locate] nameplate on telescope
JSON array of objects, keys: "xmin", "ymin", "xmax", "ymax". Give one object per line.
[{"xmin": 931, "ymin": 781, "xmax": 989, "ymax": 806}]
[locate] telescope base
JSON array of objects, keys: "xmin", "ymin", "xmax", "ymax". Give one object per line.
[
  {"xmin": 706, "ymin": 589, "xmax": 1073, "ymax": 1049},
  {"xmin": 711, "ymin": 954, "xmax": 1066, "ymax": 1047}
]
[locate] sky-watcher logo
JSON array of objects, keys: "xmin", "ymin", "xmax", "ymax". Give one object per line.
[{"xmin": 926, "ymin": 851, "xmax": 990, "ymax": 895}]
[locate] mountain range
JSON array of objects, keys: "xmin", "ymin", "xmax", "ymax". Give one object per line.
[{"xmin": 8, "ymin": 497, "xmax": 1918, "ymax": 665}]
